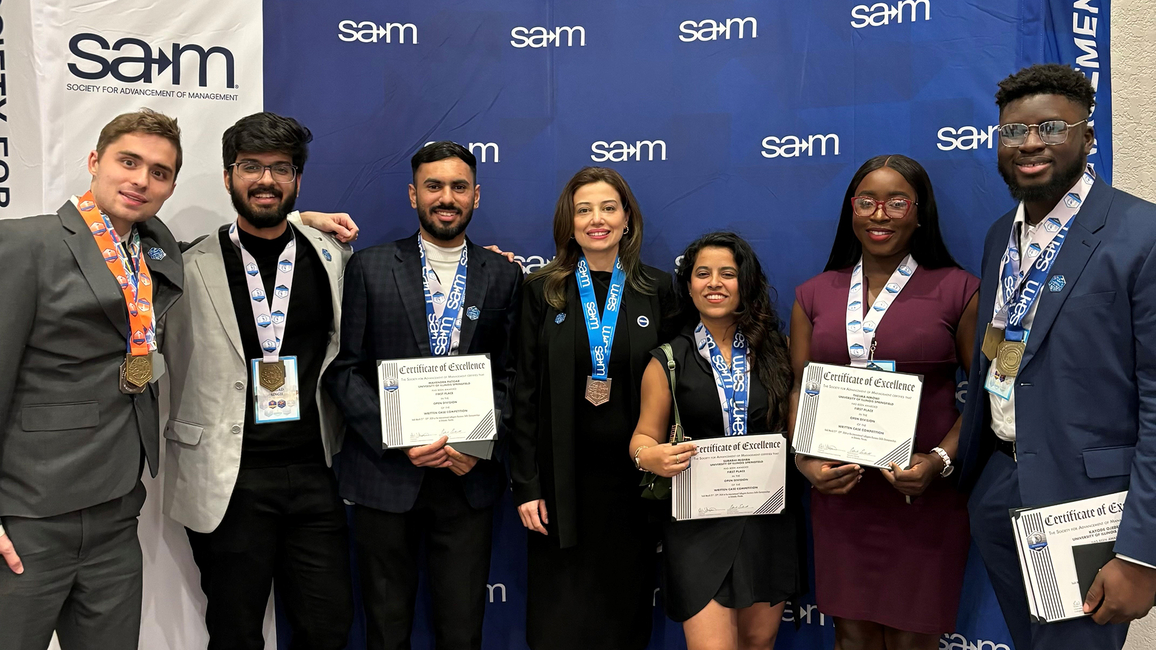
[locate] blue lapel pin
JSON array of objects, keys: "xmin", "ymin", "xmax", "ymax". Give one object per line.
[
  {"xmin": 637, "ymin": 315, "xmax": 650, "ymax": 328},
  {"xmin": 147, "ymin": 247, "xmax": 166, "ymax": 261},
  {"xmin": 555, "ymin": 313, "xmax": 566, "ymax": 325},
  {"xmin": 1048, "ymin": 275, "xmax": 1066, "ymax": 293},
  {"xmin": 322, "ymin": 249, "xmax": 332, "ymax": 262},
  {"xmin": 466, "ymin": 306, "xmax": 481, "ymax": 321}
]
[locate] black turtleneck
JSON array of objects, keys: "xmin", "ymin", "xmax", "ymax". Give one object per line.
[{"xmin": 219, "ymin": 223, "xmax": 332, "ymax": 468}]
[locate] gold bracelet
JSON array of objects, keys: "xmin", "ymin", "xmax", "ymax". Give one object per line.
[{"xmin": 634, "ymin": 445, "xmax": 651, "ymax": 471}]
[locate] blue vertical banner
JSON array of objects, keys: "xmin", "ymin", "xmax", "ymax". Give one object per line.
[{"xmin": 262, "ymin": 2, "xmax": 1107, "ymax": 649}]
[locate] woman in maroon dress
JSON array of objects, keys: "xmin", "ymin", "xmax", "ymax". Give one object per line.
[{"xmin": 789, "ymin": 155, "xmax": 980, "ymax": 649}]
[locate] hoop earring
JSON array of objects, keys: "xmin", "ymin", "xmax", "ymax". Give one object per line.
[{"xmin": 623, "ymin": 225, "xmax": 630, "ymax": 236}]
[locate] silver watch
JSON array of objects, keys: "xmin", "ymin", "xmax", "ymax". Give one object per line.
[{"xmin": 930, "ymin": 446, "xmax": 953, "ymax": 477}]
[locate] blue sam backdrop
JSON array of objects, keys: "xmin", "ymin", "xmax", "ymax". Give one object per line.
[{"xmin": 262, "ymin": 1, "xmax": 1111, "ymax": 648}]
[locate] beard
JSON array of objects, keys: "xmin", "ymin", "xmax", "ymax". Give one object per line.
[
  {"xmin": 228, "ymin": 178, "xmax": 297, "ymax": 229},
  {"xmin": 999, "ymin": 152, "xmax": 1087, "ymax": 203},
  {"xmin": 418, "ymin": 202, "xmax": 473, "ymax": 242}
]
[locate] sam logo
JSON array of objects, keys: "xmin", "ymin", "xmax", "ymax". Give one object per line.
[
  {"xmin": 591, "ymin": 139, "xmax": 667, "ymax": 162},
  {"xmin": 761, "ymin": 133, "xmax": 840, "ymax": 158},
  {"xmin": 678, "ymin": 17, "xmax": 758, "ymax": 42},
  {"xmin": 514, "ymin": 254, "xmax": 554, "ymax": 273},
  {"xmin": 510, "ymin": 25, "xmax": 585, "ymax": 48},
  {"xmin": 338, "ymin": 20, "xmax": 418, "ymax": 44},
  {"xmin": 937, "ymin": 125, "xmax": 999, "ymax": 151},
  {"xmin": 939, "ymin": 633, "xmax": 1011, "ymax": 650},
  {"xmin": 851, "ymin": 0, "xmax": 931, "ymax": 28},
  {"xmin": 423, "ymin": 141, "xmax": 499, "ymax": 163},
  {"xmin": 68, "ymin": 33, "xmax": 235, "ymax": 88},
  {"xmin": 782, "ymin": 603, "xmax": 831, "ymax": 626}
]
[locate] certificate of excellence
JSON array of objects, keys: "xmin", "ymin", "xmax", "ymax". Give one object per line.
[
  {"xmin": 377, "ymin": 354, "xmax": 497, "ymax": 450},
  {"xmin": 672, "ymin": 433, "xmax": 788, "ymax": 521},
  {"xmin": 791, "ymin": 362, "xmax": 923, "ymax": 470}
]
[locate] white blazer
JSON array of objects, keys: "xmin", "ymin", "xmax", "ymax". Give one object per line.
[{"xmin": 162, "ymin": 214, "xmax": 351, "ymax": 533}]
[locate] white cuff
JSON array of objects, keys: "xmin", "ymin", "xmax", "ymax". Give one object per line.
[
  {"xmin": 0, "ymin": 520, "xmax": 5, "ymax": 538},
  {"xmin": 1116, "ymin": 553, "xmax": 1156, "ymax": 570}
]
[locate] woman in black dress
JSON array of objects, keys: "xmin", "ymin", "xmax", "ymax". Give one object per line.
[
  {"xmin": 629, "ymin": 232, "xmax": 800, "ymax": 650},
  {"xmin": 510, "ymin": 167, "xmax": 676, "ymax": 650}
]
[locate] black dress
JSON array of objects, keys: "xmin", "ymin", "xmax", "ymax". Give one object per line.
[
  {"xmin": 517, "ymin": 270, "xmax": 674, "ymax": 650},
  {"xmin": 652, "ymin": 330, "xmax": 801, "ymax": 623}
]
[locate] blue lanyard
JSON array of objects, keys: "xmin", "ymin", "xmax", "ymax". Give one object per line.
[
  {"xmin": 419, "ymin": 239, "xmax": 468, "ymax": 357},
  {"xmin": 576, "ymin": 256, "xmax": 625, "ymax": 381},
  {"xmin": 695, "ymin": 323, "xmax": 750, "ymax": 436},
  {"xmin": 999, "ymin": 219, "xmax": 1070, "ymax": 341}
]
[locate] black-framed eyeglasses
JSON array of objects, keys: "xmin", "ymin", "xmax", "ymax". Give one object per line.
[
  {"xmin": 997, "ymin": 119, "xmax": 1087, "ymax": 147},
  {"xmin": 229, "ymin": 161, "xmax": 298, "ymax": 183},
  {"xmin": 851, "ymin": 196, "xmax": 917, "ymax": 219}
]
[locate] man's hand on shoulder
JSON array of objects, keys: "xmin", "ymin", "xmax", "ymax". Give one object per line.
[
  {"xmin": 483, "ymin": 244, "xmax": 520, "ymax": 268},
  {"xmin": 300, "ymin": 211, "xmax": 359, "ymax": 244},
  {"xmin": 1083, "ymin": 558, "xmax": 1156, "ymax": 624}
]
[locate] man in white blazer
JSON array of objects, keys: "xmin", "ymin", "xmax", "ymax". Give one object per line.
[{"xmin": 162, "ymin": 112, "xmax": 353, "ymax": 650}]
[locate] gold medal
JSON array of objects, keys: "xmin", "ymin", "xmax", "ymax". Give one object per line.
[
  {"xmin": 120, "ymin": 353, "xmax": 151, "ymax": 394},
  {"xmin": 982, "ymin": 324, "xmax": 1003, "ymax": 361},
  {"xmin": 584, "ymin": 376, "xmax": 611, "ymax": 406},
  {"xmin": 259, "ymin": 360, "xmax": 286, "ymax": 392},
  {"xmin": 995, "ymin": 340, "xmax": 1025, "ymax": 378}
]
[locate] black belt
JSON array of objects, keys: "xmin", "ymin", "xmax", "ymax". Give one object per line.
[{"xmin": 995, "ymin": 438, "xmax": 1017, "ymax": 461}]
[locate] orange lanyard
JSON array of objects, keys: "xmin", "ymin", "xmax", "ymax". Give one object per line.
[{"xmin": 76, "ymin": 190, "xmax": 155, "ymax": 356}]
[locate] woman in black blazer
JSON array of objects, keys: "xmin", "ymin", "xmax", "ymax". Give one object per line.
[{"xmin": 510, "ymin": 167, "xmax": 676, "ymax": 650}]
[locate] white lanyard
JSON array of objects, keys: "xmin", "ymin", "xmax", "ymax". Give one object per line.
[
  {"xmin": 846, "ymin": 254, "xmax": 917, "ymax": 366},
  {"xmin": 229, "ymin": 222, "xmax": 296, "ymax": 362}
]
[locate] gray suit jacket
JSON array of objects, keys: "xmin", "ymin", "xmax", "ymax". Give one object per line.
[
  {"xmin": 0, "ymin": 202, "xmax": 183, "ymax": 519},
  {"xmin": 162, "ymin": 214, "xmax": 351, "ymax": 533}
]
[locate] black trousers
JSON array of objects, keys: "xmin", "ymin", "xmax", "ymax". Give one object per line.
[
  {"xmin": 353, "ymin": 469, "xmax": 494, "ymax": 650},
  {"xmin": 0, "ymin": 480, "xmax": 146, "ymax": 650},
  {"xmin": 187, "ymin": 463, "xmax": 353, "ymax": 650}
]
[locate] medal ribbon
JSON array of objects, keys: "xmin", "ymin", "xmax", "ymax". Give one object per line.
[
  {"xmin": 229, "ymin": 222, "xmax": 296, "ymax": 363},
  {"xmin": 419, "ymin": 237, "xmax": 468, "ymax": 357},
  {"xmin": 845, "ymin": 254, "xmax": 917, "ymax": 366},
  {"xmin": 76, "ymin": 190, "xmax": 155, "ymax": 355},
  {"xmin": 576, "ymin": 256, "xmax": 626, "ymax": 381},
  {"xmin": 992, "ymin": 166, "xmax": 1096, "ymax": 341},
  {"xmin": 694, "ymin": 323, "xmax": 750, "ymax": 436}
]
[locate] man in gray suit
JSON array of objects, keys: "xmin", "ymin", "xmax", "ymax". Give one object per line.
[
  {"xmin": 0, "ymin": 109, "xmax": 185, "ymax": 650},
  {"xmin": 163, "ymin": 112, "xmax": 354, "ymax": 649}
]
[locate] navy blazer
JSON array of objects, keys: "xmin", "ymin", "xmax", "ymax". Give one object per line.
[
  {"xmin": 956, "ymin": 181, "xmax": 1156, "ymax": 566},
  {"xmin": 323, "ymin": 233, "xmax": 522, "ymax": 513}
]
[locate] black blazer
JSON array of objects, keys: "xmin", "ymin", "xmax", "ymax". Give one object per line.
[
  {"xmin": 323, "ymin": 233, "xmax": 522, "ymax": 513},
  {"xmin": 510, "ymin": 265, "xmax": 676, "ymax": 548}
]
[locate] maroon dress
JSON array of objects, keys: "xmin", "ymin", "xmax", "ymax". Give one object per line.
[{"xmin": 796, "ymin": 265, "xmax": 979, "ymax": 635}]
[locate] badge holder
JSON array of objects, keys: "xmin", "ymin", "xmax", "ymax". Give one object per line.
[{"xmin": 251, "ymin": 356, "xmax": 302, "ymax": 423}]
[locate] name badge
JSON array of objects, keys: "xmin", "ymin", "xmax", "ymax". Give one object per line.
[
  {"xmin": 251, "ymin": 356, "xmax": 301, "ymax": 423},
  {"xmin": 865, "ymin": 360, "xmax": 896, "ymax": 372}
]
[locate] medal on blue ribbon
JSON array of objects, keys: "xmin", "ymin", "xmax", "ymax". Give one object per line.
[
  {"xmin": 694, "ymin": 323, "xmax": 750, "ymax": 436},
  {"xmin": 419, "ymin": 238, "xmax": 468, "ymax": 357},
  {"xmin": 577, "ymin": 256, "xmax": 626, "ymax": 406}
]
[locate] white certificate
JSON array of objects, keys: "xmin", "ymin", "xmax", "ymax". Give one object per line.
[
  {"xmin": 1011, "ymin": 491, "xmax": 1128, "ymax": 623},
  {"xmin": 378, "ymin": 354, "xmax": 497, "ymax": 452},
  {"xmin": 791, "ymin": 362, "xmax": 922, "ymax": 470},
  {"xmin": 672, "ymin": 433, "xmax": 788, "ymax": 521}
]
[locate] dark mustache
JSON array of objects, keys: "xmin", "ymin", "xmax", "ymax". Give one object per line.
[{"xmin": 431, "ymin": 204, "xmax": 460, "ymax": 214}]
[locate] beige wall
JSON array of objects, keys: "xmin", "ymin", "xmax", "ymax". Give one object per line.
[{"xmin": 1116, "ymin": 1, "xmax": 1156, "ymax": 648}]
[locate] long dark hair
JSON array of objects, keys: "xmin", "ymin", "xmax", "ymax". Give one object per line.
[
  {"xmin": 824, "ymin": 155, "xmax": 960, "ymax": 272},
  {"xmin": 531, "ymin": 167, "xmax": 654, "ymax": 310},
  {"xmin": 674, "ymin": 232, "xmax": 792, "ymax": 431}
]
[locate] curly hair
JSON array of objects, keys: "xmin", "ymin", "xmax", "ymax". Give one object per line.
[
  {"xmin": 995, "ymin": 63, "xmax": 1095, "ymax": 113},
  {"xmin": 674, "ymin": 232, "xmax": 792, "ymax": 432}
]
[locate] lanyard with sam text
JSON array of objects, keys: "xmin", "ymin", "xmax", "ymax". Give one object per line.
[
  {"xmin": 694, "ymin": 322, "xmax": 750, "ymax": 436},
  {"xmin": 419, "ymin": 237, "xmax": 468, "ymax": 357},
  {"xmin": 577, "ymin": 255, "xmax": 626, "ymax": 406},
  {"xmin": 229, "ymin": 222, "xmax": 296, "ymax": 390},
  {"xmin": 76, "ymin": 190, "xmax": 156, "ymax": 393},
  {"xmin": 846, "ymin": 254, "xmax": 917, "ymax": 367}
]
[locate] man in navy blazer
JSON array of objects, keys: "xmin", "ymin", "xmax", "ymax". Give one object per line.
[
  {"xmin": 323, "ymin": 141, "xmax": 521, "ymax": 650},
  {"xmin": 957, "ymin": 64, "xmax": 1156, "ymax": 650}
]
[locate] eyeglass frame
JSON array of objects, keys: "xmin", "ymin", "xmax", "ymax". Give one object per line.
[
  {"xmin": 997, "ymin": 118, "xmax": 1088, "ymax": 148},
  {"xmin": 850, "ymin": 195, "xmax": 918, "ymax": 220},
  {"xmin": 228, "ymin": 161, "xmax": 299, "ymax": 184}
]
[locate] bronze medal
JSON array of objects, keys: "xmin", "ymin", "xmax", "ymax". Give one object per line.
[
  {"xmin": 258, "ymin": 360, "xmax": 286, "ymax": 392},
  {"xmin": 982, "ymin": 324, "xmax": 1003, "ymax": 361},
  {"xmin": 120, "ymin": 353, "xmax": 151, "ymax": 394},
  {"xmin": 995, "ymin": 340, "xmax": 1025, "ymax": 378},
  {"xmin": 584, "ymin": 376, "xmax": 611, "ymax": 406}
]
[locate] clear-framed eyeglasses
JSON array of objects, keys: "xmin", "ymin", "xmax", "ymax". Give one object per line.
[
  {"xmin": 229, "ymin": 161, "xmax": 298, "ymax": 184},
  {"xmin": 997, "ymin": 119, "xmax": 1087, "ymax": 147},
  {"xmin": 851, "ymin": 196, "xmax": 917, "ymax": 219}
]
